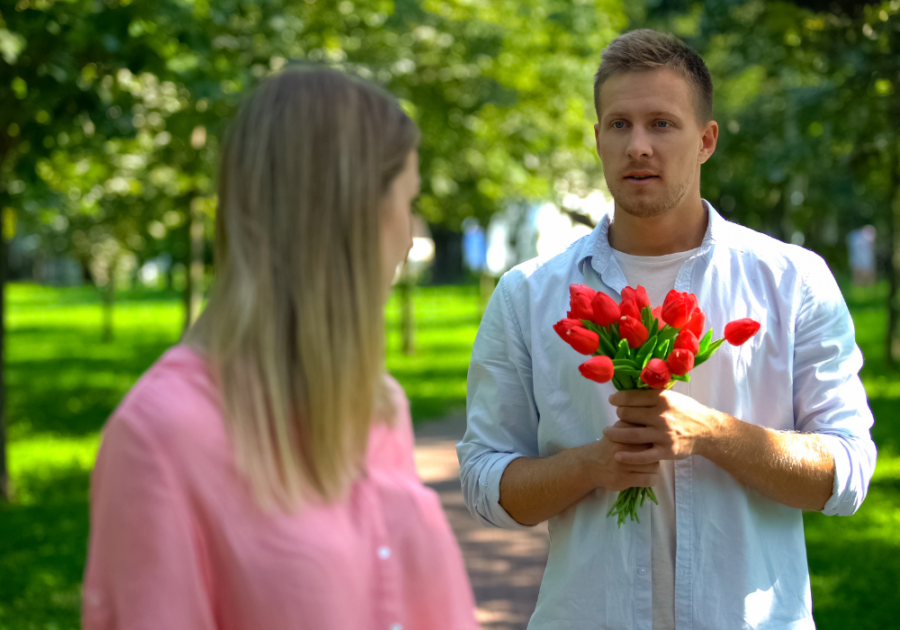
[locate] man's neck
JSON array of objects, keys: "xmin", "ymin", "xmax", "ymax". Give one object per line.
[{"xmin": 607, "ymin": 197, "xmax": 708, "ymax": 257}]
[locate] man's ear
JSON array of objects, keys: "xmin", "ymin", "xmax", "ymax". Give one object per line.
[
  {"xmin": 594, "ymin": 123, "xmax": 602, "ymax": 157},
  {"xmin": 699, "ymin": 120, "xmax": 719, "ymax": 164}
]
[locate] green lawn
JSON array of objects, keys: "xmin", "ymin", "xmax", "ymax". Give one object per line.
[{"xmin": 0, "ymin": 280, "xmax": 898, "ymax": 629}]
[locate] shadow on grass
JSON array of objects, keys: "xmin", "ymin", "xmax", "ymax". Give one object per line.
[{"xmin": 0, "ymin": 467, "xmax": 90, "ymax": 629}]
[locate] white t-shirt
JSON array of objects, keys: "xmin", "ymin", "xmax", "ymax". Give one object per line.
[{"xmin": 611, "ymin": 245, "xmax": 700, "ymax": 630}]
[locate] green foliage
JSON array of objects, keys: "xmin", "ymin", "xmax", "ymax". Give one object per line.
[{"xmin": 1, "ymin": 0, "xmax": 628, "ymax": 284}]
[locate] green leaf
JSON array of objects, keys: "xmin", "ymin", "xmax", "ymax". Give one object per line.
[
  {"xmin": 672, "ymin": 374, "xmax": 691, "ymax": 382},
  {"xmin": 637, "ymin": 336, "xmax": 656, "ymax": 367},
  {"xmin": 699, "ymin": 329, "xmax": 713, "ymax": 354},
  {"xmin": 597, "ymin": 328, "xmax": 617, "ymax": 357},
  {"xmin": 641, "ymin": 306, "xmax": 652, "ymax": 329},
  {"xmin": 649, "ymin": 317, "xmax": 660, "ymax": 338},
  {"xmin": 693, "ymin": 338, "xmax": 726, "ymax": 368},
  {"xmin": 614, "ymin": 367, "xmax": 642, "ymax": 377},
  {"xmin": 615, "ymin": 338, "xmax": 630, "ymax": 360},
  {"xmin": 652, "ymin": 339, "xmax": 670, "ymax": 361}
]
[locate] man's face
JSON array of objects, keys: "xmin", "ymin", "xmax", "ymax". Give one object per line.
[{"xmin": 594, "ymin": 68, "xmax": 717, "ymax": 219}]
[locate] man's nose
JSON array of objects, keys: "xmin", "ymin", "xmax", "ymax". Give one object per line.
[{"xmin": 626, "ymin": 128, "xmax": 653, "ymax": 160}]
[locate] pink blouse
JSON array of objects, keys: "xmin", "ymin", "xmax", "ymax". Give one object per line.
[{"xmin": 82, "ymin": 345, "xmax": 478, "ymax": 630}]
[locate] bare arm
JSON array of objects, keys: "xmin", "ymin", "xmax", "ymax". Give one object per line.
[
  {"xmin": 696, "ymin": 412, "xmax": 833, "ymax": 510},
  {"xmin": 499, "ymin": 438, "xmax": 661, "ymax": 526},
  {"xmin": 606, "ymin": 390, "xmax": 834, "ymax": 512}
]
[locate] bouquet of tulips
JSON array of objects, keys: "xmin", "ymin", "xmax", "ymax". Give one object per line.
[{"xmin": 553, "ymin": 284, "xmax": 760, "ymax": 526}]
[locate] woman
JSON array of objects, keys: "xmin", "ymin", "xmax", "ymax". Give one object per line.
[{"xmin": 82, "ymin": 68, "xmax": 479, "ymax": 630}]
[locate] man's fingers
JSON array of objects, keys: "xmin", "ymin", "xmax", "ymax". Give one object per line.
[
  {"xmin": 615, "ymin": 446, "xmax": 666, "ymax": 465},
  {"xmin": 625, "ymin": 462, "xmax": 660, "ymax": 474},
  {"xmin": 604, "ymin": 426, "xmax": 653, "ymax": 444},
  {"xmin": 608, "ymin": 389, "xmax": 661, "ymax": 408},
  {"xmin": 625, "ymin": 473, "xmax": 659, "ymax": 488}
]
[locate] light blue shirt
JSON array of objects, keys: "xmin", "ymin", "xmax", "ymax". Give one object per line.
[{"xmin": 457, "ymin": 202, "xmax": 877, "ymax": 630}]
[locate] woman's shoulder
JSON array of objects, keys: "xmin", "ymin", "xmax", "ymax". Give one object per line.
[{"xmin": 107, "ymin": 345, "xmax": 227, "ymax": 456}]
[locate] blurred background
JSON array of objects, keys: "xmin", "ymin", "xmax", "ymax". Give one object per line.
[{"xmin": 1, "ymin": 0, "xmax": 899, "ymax": 628}]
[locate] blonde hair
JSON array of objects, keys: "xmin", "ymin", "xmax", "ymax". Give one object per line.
[
  {"xmin": 594, "ymin": 29, "xmax": 714, "ymax": 123},
  {"xmin": 187, "ymin": 67, "xmax": 419, "ymax": 511}
]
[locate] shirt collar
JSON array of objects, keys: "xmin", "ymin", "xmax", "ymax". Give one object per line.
[{"xmin": 577, "ymin": 199, "xmax": 725, "ymax": 281}]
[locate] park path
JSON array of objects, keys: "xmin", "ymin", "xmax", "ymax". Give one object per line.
[{"xmin": 413, "ymin": 414, "xmax": 549, "ymax": 630}]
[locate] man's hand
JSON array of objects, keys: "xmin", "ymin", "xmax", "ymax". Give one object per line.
[
  {"xmin": 604, "ymin": 389, "xmax": 722, "ymax": 463},
  {"xmin": 582, "ymin": 437, "xmax": 661, "ymax": 492}
]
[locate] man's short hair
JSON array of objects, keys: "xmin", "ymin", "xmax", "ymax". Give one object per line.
[{"xmin": 594, "ymin": 29, "xmax": 714, "ymax": 124}]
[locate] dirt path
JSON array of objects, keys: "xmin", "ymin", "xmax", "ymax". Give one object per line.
[{"xmin": 414, "ymin": 414, "xmax": 549, "ymax": 630}]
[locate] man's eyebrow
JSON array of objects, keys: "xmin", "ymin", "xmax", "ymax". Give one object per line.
[{"xmin": 602, "ymin": 110, "xmax": 683, "ymax": 121}]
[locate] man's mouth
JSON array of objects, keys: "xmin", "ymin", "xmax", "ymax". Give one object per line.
[{"xmin": 624, "ymin": 172, "xmax": 659, "ymax": 180}]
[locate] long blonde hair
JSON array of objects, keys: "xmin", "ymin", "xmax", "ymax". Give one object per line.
[{"xmin": 187, "ymin": 67, "xmax": 419, "ymax": 511}]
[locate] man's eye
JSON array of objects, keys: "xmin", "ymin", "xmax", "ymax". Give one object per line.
[
  {"xmin": 612, "ymin": 121, "xmax": 625, "ymax": 129},
  {"xmin": 657, "ymin": 121, "xmax": 670, "ymax": 128}
]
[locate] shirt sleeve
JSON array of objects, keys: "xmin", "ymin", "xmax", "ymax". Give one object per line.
[
  {"xmin": 82, "ymin": 416, "xmax": 216, "ymax": 630},
  {"xmin": 457, "ymin": 272, "xmax": 541, "ymax": 530},
  {"xmin": 792, "ymin": 254, "xmax": 877, "ymax": 517}
]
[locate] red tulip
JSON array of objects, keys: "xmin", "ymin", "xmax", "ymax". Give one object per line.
[
  {"xmin": 666, "ymin": 348, "xmax": 695, "ymax": 376},
  {"xmin": 724, "ymin": 318, "xmax": 761, "ymax": 346},
  {"xmin": 554, "ymin": 318, "xmax": 600, "ymax": 354},
  {"xmin": 673, "ymin": 329, "xmax": 700, "ymax": 355},
  {"xmin": 640, "ymin": 358, "xmax": 671, "ymax": 389},
  {"xmin": 620, "ymin": 298, "xmax": 642, "ymax": 321},
  {"xmin": 661, "ymin": 290, "xmax": 692, "ymax": 328},
  {"xmin": 568, "ymin": 284, "xmax": 597, "ymax": 321},
  {"xmin": 579, "ymin": 355, "xmax": 615, "ymax": 383},
  {"xmin": 683, "ymin": 308, "xmax": 706, "ymax": 338},
  {"xmin": 622, "ymin": 285, "xmax": 651, "ymax": 311},
  {"xmin": 592, "ymin": 292, "xmax": 621, "ymax": 327},
  {"xmin": 651, "ymin": 305, "xmax": 663, "ymax": 326},
  {"xmin": 618, "ymin": 315, "xmax": 649, "ymax": 349}
]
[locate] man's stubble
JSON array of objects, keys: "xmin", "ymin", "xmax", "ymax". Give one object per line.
[{"xmin": 606, "ymin": 160, "xmax": 698, "ymax": 220}]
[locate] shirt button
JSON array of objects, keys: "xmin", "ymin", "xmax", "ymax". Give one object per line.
[
  {"xmin": 378, "ymin": 546, "xmax": 391, "ymax": 559},
  {"xmin": 390, "ymin": 625, "xmax": 402, "ymax": 630},
  {"xmin": 638, "ymin": 567, "xmax": 647, "ymax": 575}
]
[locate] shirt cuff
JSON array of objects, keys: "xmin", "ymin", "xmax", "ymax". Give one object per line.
[
  {"xmin": 819, "ymin": 433, "xmax": 852, "ymax": 516},
  {"xmin": 479, "ymin": 452, "xmax": 537, "ymax": 530}
]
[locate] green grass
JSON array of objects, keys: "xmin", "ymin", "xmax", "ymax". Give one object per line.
[{"xmin": 0, "ymin": 280, "xmax": 898, "ymax": 628}]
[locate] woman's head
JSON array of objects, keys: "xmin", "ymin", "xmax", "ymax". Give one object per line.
[{"xmin": 193, "ymin": 67, "xmax": 420, "ymax": 510}]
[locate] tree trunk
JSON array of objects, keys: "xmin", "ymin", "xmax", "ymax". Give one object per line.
[
  {"xmin": 887, "ymin": 142, "xmax": 900, "ymax": 368},
  {"xmin": 399, "ymin": 260, "xmax": 415, "ymax": 355},
  {"xmin": 183, "ymin": 196, "xmax": 205, "ymax": 333}
]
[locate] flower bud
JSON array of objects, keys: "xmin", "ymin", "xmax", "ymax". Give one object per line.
[
  {"xmin": 568, "ymin": 284, "xmax": 597, "ymax": 321},
  {"xmin": 661, "ymin": 290, "xmax": 691, "ymax": 328},
  {"xmin": 620, "ymin": 298, "xmax": 642, "ymax": 322},
  {"xmin": 666, "ymin": 348, "xmax": 695, "ymax": 376},
  {"xmin": 640, "ymin": 358, "xmax": 671, "ymax": 389},
  {"xmin": 683, "ymin": 308, "xmax": 706, "ymax": 339},
  {"xmin": 554, "ymin": 318, "xmax": 600, "ymax": 354},
  {"xmin": 622, "ymin": 285, "xmax": 651, "ymax": 310},
  {"xmin": 579, "ymin": 355, "xmax": 615, "ymax": 383},
  {"xmin": 673, "ymin": 329, "xmax": 700, "ymax": 355},
  {"xmin": 618, "ymin": 315, "xmax": 649, "ymax": 349},
  {"xmin": 724, "ymin": 318, "xmax": 761, "ymax": 346},
  {"xmin": 591, "ymin": 292, "xmax": 621, "ymax": 327}
]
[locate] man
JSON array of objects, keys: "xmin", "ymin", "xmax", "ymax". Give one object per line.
[{"xmin": 458, "ymin": 29, "xmax": 876, "ymax": 630}]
